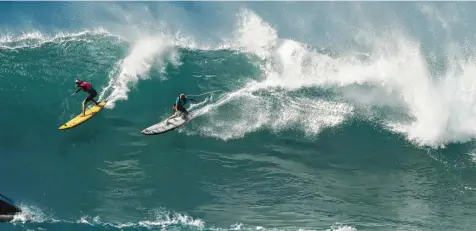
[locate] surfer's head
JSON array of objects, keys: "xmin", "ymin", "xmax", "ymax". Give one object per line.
[
  {"xmin": 75, "ymin": 79, "xmax": 83, "ymax": 86},
  {"xmin": 180, "ymin": 94, "xmax": 185, "ymax": 99}
]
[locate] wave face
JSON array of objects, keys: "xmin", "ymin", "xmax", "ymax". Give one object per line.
[{"xmin": 2, "ymin": 2, "xmax": 476, "ymax": 231}]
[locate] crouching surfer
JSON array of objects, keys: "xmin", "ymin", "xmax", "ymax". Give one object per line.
[
  {"xmin": 169, "ymin": 94, "xmax": 196, "ymax": 121},
  {"xmin": 72, "ymin": 79, "xmax": 99, "ymax": 116}
]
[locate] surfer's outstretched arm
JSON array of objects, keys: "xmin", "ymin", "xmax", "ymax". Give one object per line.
[{"xmin": 72, "ymin": 88, "xmax": 81, "ymax": 96}]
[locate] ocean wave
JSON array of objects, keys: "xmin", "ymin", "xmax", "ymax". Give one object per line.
[{"xmin": 4, "ymin": 6, "xmax": 476, "ymax": 149}]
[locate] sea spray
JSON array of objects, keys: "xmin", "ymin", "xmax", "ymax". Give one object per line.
[{"xmin": 99, "ymin": 35, "xmax": 180, "ymax": 108}]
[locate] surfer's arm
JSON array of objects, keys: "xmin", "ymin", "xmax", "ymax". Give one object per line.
[{"xmin": 72, "ymin": 88, "xmax": 81, "ymax": 95}]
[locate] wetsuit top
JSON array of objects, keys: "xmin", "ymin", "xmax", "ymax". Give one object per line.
[
  {"xmin": 176, "ymin": 96, "xmax": 187, "ymax": 107},
  {"xmin": 79, "ymin": 82, "xmax": 93, "ymax": 93}
]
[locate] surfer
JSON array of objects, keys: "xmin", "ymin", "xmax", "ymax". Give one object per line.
[
  {"xmin": 172, "ymin": 94, "xmax": 196, "ymax": 120},
  {"xmin": 72, "ymin": 79, "xmax": 99, "ymax": 116}
]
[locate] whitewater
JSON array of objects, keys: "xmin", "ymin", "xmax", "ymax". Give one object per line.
[{"xmin": 1, "ymin": 2, "xmax": 476, "ymax": 231}]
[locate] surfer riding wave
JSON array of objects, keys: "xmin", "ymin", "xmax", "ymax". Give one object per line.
[
  {"xmin": 72, "ymin": 79, "xmax": 99, "ymax": 116},
  {"xmin": 171, "ymin": 94, "xmax": 196, "ymax": 120}
]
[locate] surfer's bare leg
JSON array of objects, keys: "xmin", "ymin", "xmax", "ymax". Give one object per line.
[
  {"xmin": 82, "ymin": 100, "xmax": 87, "ymax": 116},
  {"xmin": 166, "ymin": 105, "xmax": 177, "ymax": 122},
  {"xmin": 182, "ymin": 110, "xmax": 189, "ymax": 120},
  {"xmin": 175, "ymin": 105, "xmax": 188, "ymax": 119},
  {"xmin": 82, "ymin": 94, "xmax": 95, "ymax": 116},
  {"xmin": 172, "ymin": 104, "xmax": 177, "ymax": 115}
]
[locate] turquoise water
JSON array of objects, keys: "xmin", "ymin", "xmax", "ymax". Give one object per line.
[{"xmin": 2, "ymin": 2, "xmax": 476, "ymax": 231}]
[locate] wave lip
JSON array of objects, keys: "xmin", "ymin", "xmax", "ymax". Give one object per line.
[{"xmin": 0, "ymin": 28, "xmax": 121, "ymax": 49}]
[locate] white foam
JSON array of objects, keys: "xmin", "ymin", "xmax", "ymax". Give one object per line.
[
  {"xmin": 231, "ymin": 8, "xmax": 278, "ymax": 60},
  {"xmin": 77, "ymin": 211, "xmax": 204, "ymax": 229},
  {"xmin": 189, "ymin": 90, "xmax": 353, "ymax": 141},
  {"xmin": 327, "ymin": 225, "xmax": 358, "ymax": 231},
  {"xmin": 184, "ymin": 9, "xmax": 355, "ymax": 141},
  {"xmin": 10, "ymin": 204, "xmax": 357, "ymax": 231},
  {"xmin": 188, "ymin": 8, "xmax": 476, "ymax": 148},
  {"xmin": 0, "ymin": 28, "xmax": 118, "ymax": 49},
  {"xmin": 11, "ymin": 204, "xmax": 58, "ymax": 224}
]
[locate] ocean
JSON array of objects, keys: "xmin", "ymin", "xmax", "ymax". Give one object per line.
[{"xmin": 1, "ymin": 1, "xmax": 476, "ymax": 231}]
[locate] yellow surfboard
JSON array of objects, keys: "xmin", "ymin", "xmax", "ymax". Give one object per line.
[{"xmin": 59, "ymin": 101, "xmax": 107, "ymax": 130}]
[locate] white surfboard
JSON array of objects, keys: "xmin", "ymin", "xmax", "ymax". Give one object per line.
[{"xmin": 141, "ymin": 111, "xmax": 197, "ymax": 135}]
